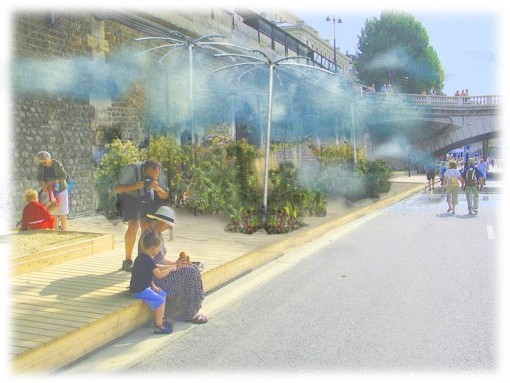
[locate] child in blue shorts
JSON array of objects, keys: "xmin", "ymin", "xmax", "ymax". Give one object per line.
[{"xmin": 130, "ymin": 232, "xmax": 177, "ymax": 334}]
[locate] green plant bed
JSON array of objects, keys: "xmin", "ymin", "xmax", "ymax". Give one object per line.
[{"xmin": 224, "ymin": 207, "xmax": 307, "ymax": 235}]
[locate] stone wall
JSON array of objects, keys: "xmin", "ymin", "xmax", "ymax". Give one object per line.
[
  {"xmin": 13, "ymin": 13, "xmax": 96, "ymax": 223},
  {"xmin": 13, "ymin": 95, "xmax": 95, "ymax": 219},
  {"xmin": 10, "ymin": 10, "xmax": 331, "ymax": 226},
  {"xmin": 11, "ymin": 13, "xmax": 152, "ymax": 224}
]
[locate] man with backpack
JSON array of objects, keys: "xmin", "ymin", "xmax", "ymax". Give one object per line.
[
  {"xmin": 115, "ymin": 159, "xmax": 169, "ymax": 271},
  {"xmin": 462, "ymin": 158, "xmax": 483, "ymax": 215}
]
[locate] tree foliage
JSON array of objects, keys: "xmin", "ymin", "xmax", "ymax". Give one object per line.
[{"xmin": 354, "ymin": 10, "xmax": 444, "ymax": 94}]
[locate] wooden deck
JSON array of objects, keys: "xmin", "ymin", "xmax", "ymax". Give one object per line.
[
  {"xmin": 9, "ymin": 213, "xmax": 286, "ymax": 373},
  {"xmin": 10, "ymin": 249, "xmax": 145, "ymax": 372}
]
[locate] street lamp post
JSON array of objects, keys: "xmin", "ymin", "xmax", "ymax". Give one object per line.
[{"xmin": 325, "ymin": 16, "xmax": 342, "ymax": 69}]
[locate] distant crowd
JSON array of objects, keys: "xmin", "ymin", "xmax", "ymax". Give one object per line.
[{"xmin": 365, "ymin": 83, "xmax": 471, "ymax": 97}]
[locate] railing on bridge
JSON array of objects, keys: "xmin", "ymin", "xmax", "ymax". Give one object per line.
[{"xmin": 360, "ymin": 91, "xmax": 501, "ymax": 106}]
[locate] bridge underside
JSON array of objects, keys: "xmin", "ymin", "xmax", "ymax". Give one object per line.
[{"xmin": 365, "ymin": 109, "xmax": 500, "ymax": 158}]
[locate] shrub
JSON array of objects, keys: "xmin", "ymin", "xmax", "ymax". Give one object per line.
[
  {"xmin": 147, "ymin": 135, "xmax": 189, "ymax": 207},
  {"xmin": 264, "ymin": 204, "xmax": 303, "ymax": 234},
  {"xmin": 225, "ymin": 207, "xmax": 263, "ymax": 234},
  {"xmin": 94, "ymin": 139, "xmax": 144, "ymax": 218}
]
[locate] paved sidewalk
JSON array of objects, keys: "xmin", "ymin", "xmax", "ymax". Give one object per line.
[{"xmin": 14, "ymin": 169, "xmax": 497, "ymax": 373}]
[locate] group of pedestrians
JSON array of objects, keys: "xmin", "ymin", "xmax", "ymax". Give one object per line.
[
  {"xmin": 440, "ymin": 157, "xmax": 484, "ymax": 215},
  {"xmin": 454, "ymin": 89, "xmax": 469, "ymax": 97},
  {"xmin": 20, "ymin": 151, "xmax": 70, "ymax": 231},
  {"xmin": 367, "ymin": 83, "xmax": 393, "ymax": 93},
  {"xmin": 22, "ymin": 151, "xmax": 485, "ymax": 338},
  {"xmin": 116, "ymin": 159, "xmax": 208, "ymax": 335},
  {"xmin": 21, "ymin": 153, "xmax": 207, "ymax": 336}
]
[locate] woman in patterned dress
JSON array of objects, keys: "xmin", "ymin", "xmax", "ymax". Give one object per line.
[{"xmin": 139, "ymin": 206, "xmax": 208, "ymax": 323}]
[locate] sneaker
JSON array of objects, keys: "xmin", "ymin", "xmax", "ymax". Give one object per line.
[
  {"xmin": 154, "ymin": 323, "xmax": 173, "ymax": 334},
  {"xmin": 122, "ymin": 259, "xmax": 133, "ymax": 272},
  {"xmin": 154, "ymin": 319, "xmax": 171, "ymax": 327}
]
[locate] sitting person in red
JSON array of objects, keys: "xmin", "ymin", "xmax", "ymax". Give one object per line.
[{"xmin": 21, "ymin": 189, "xmax": 55, "ymax": 230}]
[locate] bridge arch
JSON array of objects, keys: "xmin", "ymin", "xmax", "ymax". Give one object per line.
[{"xmin": 357, "ymin": 92, "xmax": 501, "ymax": 157}]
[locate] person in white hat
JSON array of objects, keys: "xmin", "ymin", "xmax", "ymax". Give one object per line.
[
  {"xmin": 146, "ymin": 205, "xmax": 176, "ymax": 226},
  {"xmin": 140, "ymin": 206, "xmax": 208, "ymax": 324}
]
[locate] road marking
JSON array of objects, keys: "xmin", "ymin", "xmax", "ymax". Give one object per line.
[{"xmin": 486, "ymin": 225, "xmax": 496, "ymax": 240}]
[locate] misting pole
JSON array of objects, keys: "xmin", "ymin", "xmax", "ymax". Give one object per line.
[
  {"xmin": 350, "ymin": 103, "xmax": 357, "ymax": 164},
  {"xmin": 263, "ymin": 64, "xmax": 275, "ymax": 213}
]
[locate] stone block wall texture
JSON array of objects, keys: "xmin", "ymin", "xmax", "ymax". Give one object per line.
[{"xmin": 12, "ymin": 13, "xmax": 151, "ymax": 224}]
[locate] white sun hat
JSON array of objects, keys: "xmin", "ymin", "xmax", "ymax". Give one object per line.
[{"xmin": 146, "ymin": 206, "xmax": 176, "ymax": 226}]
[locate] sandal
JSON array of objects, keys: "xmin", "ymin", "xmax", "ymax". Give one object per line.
[{"xmin": 190, "ymin": 313, "xmax": 208, "ymax": 324}]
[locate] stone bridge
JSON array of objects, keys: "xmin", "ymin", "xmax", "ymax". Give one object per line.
[{"xmin": 358, "ymin": 92, "xmax": 501, "ymax": 157}]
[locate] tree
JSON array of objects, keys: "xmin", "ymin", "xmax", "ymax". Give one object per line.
[{"xmin": 354, "ymin": 10, "xmax": 444, "ymax": 94}]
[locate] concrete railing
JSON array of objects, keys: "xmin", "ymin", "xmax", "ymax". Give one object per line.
[{"xmin": 360, "ymin": 92, "xmax": 502, "ymax": 106}]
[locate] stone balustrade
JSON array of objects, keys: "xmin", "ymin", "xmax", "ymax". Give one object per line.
[{"xmin": 360, "ymin": 91, "xmax": 501, "ymax": 106}]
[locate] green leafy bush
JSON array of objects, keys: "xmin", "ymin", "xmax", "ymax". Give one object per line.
[
  {"xmin": 264, "ymin": 204, "xmax": 303, "ymax": 234},
  {"xmin": 147, "ymin": 135, "xmax": 189, "ymax": 207},
  {"xmin": 94, "ymin": 139, "xmax": 144, "ymax": 218}
]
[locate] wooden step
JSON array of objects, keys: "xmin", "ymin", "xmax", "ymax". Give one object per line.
[{"xmin": 8, "ymin": 231, "xmax": 114, "ymax": 275}]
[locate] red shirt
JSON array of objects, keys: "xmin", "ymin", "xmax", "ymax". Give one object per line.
[{"xmin": 21, "ymin": 201, "xmax": 55, "ymax": 230}]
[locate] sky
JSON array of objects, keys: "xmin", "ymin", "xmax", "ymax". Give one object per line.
[
  {"xmin": 1, "ymin": 1, "xmax": 504, "ymax": 98},
  {"xmin": 290, "ymin": 9, "xmax": 499, "ymax": 97}
]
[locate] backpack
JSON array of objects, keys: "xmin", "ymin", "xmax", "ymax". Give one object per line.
[
  {"xmin": 465, "ymin": 168, "xmax": 478, "ymax": 186},
  {"xmin": 449, "ymin": 176, "xmax": 459, "ymax": 188},
  {"xmin": 115, "ymin": 164, "xmax": 139, "ymax": 216}
]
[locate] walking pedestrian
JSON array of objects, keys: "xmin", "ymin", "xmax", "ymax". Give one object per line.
[
  {"xmin": 441, "ymin": 161, "xmax": 463, "ymax": 214},
  {"xmin": 462, "ymin": 158, "xmax": 483, "ymax": 215},
  {"xmin": 425, "ymin": 160, "xmax": 436, "ymax": 190},
  {"xmin": 477, "ymin": 158, "xmax": 488, "ymax": 190}
]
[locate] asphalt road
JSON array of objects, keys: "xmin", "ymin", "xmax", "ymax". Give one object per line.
[{"xmin": 130, "ymin": 190, "xmax": 500, "ymax": 373}]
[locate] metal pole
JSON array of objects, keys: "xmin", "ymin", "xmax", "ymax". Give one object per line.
[
  {"xmin": 258, "ymin": 94, "xmax": 263, "ymax": 148},
  {"xmin": 263, "ymin": 64, "xmax": 275, "ymax": 213},
  {"xmin": 350, "ymin": 104, "xmax": 357, "ymax": 164},
  {"xmin": 189, "ymin": 44, "xmax": 195, "ymax": 144},
  {"xmin": 333, "ymin": 20, "xmax": 337, "ymax": 66},
  {"xmin": 230, "ymin": 94, "xmax": 236, "ymax": 141}
]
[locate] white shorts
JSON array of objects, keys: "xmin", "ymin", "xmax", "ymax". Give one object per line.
[{"xmin": 52, "ymin": 189, "xmax": 69, "ymax": 216}]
